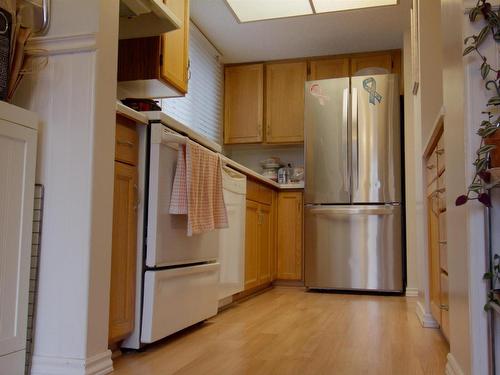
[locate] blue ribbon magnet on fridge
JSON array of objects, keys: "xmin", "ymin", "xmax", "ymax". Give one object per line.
[{"xmin": 363, "ymin": 77, "xmax": 382, "ymax": 105}]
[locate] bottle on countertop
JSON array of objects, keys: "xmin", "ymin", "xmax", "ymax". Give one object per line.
[{"xmin": 278, "ymin": 163, "xmax": 293, "ymax": 184}]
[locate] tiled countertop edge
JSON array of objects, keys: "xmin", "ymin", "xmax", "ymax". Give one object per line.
[{"xmin": 115, "ymin": 104, "xmax": 304, "ymax": 191}]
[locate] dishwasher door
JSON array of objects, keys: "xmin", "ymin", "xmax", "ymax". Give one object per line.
[{"xmin": 304, "ymin": 204, "xmax": 403, "ymax": 292}]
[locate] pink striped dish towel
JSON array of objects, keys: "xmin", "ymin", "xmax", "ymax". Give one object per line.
[{"xmin": 169, "ymin": 139, "xmax": 228, "ymax": 236}]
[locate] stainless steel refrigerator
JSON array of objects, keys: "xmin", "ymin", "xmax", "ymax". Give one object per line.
[{"xmin": 304, "ymin": 74, "xmax": 403, "ymax": 292}]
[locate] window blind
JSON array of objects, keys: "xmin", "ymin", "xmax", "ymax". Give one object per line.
[{"xmin": 161, "ymin": 22, "xmax": 223, "ymax": 144}]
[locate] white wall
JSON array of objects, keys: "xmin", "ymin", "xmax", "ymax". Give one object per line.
[
  {"xmin": 12, "ymin": 1, "xmax": 119, "ymax": 374},
  {"xmin": 403, "ymin": 27, "xmax": 419, "ymax": 296}
]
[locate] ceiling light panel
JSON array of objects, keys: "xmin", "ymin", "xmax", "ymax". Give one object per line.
[
  {"xmin": 226, "ymin": 0, "xmax": 313, "ymax": 22},
  {"xmin": 312, "ymin": 0, "xmax": 398, "ymax": 13}
]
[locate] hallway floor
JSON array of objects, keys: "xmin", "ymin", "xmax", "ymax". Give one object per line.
[{"xmin": 112, "ymin": 287, "xmax": 448, "ymax": 375}]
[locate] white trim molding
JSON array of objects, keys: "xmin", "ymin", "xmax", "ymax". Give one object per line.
[
  {"xmin": 416, "ymin": 301, "xmax": 439, "ymax": 328},
  {"xmin": 31, "ymin": 350, "xmax": 113, "ymax": 375},
  {"xmin": 405, "ymin": 288, "xmax": 419, "ymax": 297},
  {"xmin": 445, "ymin": 353, "xmax": 466, "ymax": 375},
  {"xmin": 25, "ymin": 33, "xmax": 97, "ymax": 56}
]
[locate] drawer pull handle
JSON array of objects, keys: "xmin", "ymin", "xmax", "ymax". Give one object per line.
[
  {"xmin": 439, "ymin": 241, "xmax": 447, "ymax": 245},
  {"xmin": 436, "ymin": 149, "xmax": 445, "ymax": 155},
  {"xmin": 440, "ymin": 304, "xmax": 449, "ymax": 311},
  {"xmin": 117, "ymin": 140, "xmax": 135, "ymax": 147}
]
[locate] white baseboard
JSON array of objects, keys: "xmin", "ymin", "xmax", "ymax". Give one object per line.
[
  {"xmin": 445, "ymin": 353, "xmax": 466, "ymax": 375},
  {"xmin": 405, "ymin": 288, "xmax": 419, "ymax": 297},
  {"xmin": 31, "ymin": 350, "xmax": 113, "ymax": 375},
  {"xmin": 415, "ymin": 301, "xmax": 440, "ymax": 328}
]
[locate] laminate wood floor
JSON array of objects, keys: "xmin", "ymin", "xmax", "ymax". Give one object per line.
[{"xmin": 112, "ymin": 287, "xmax": 448, "ymax": 375}]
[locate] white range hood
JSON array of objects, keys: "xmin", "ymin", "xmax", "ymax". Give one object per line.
[{"xmin": 119, "ymin": 0, "xmax": 182, "ymax": 39}]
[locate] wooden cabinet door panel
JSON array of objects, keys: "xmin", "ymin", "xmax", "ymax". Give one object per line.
[
  {"xmin": 245, "ymin": 200, "xmax": 260, "ymax": 290},
  {"xmin": 427, "ymin": 194, "xmax": 441, "ymax": 325},
  {"xmin": 265, "ymin": 62, "xmax": 307, "ymax": 143},
  {"xmin": 309, "ymin": 58, "xmax": 349, "ymax": 80},
  {"xmin": 258, "ymin": 204, "xmax": 272, "ymax": 284},
  {"xmin": 161, "ymin": 0, "xmax": 190, "ymax": 94},
  {"xmin": 277, "ymin": 192, "xmax": 303, "ymax": 280},
  {"xmin": 440, "ymin": 272, "xmax": 450, "ymax": 341},
  {"xmin": 224, "ymin": 64, "xmax": 264, "ymax": 144},
  {"xmin": 350, "ymin": 53, "xmax": 392, "ymax": 76},
  {"xmin": 109, "ymin": 162, "xmax": 138, "ymax": 344}
]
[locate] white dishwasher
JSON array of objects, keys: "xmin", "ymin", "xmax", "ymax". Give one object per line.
[{"xmin": 218, "ymin": 166, "xmax": 247, "ymax": 303}]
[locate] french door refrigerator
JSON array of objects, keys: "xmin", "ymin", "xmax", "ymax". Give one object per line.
[{"xmin": 304, "ymin": 74, "xmax": 403, "ymax": 292}]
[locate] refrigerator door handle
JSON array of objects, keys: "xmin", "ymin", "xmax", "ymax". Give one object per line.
[
  {"xmin": 352, "ymin": 87, "xmax": 359, "ymax": 191},
  {"xmin": 342, "ymin": 87, "xmax": 350, "ymax": 194}
]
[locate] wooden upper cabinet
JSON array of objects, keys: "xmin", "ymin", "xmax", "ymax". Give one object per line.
[
  {"xmin": 161, "ymin": 0, "xmax": 190, "ymax": 94},
  {"xmin": 277, "ymin": 192, "xmax": 303, "ymax": 280},
  {"xmin": 224, "ymin": 64, "xmax": 264, "ymax": 144},
  {"xmin": 309, "ymin": 58, "xmax": 350, "ymax": 80},
  {"xmin": 265, "ymin": 61, "xmax": 307, "ymax": 144},
  {"xmin": 350, "ymin": 53, "xmax": 393, "ymax": 76},
  {"xmin": 117, "ymin": 0, "xmax": 189, "ymax": 97}
]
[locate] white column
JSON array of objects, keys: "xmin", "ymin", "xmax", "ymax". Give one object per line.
[{"xmin": 12, "ymin": 1, "xmax": 119, "ymax": 374}]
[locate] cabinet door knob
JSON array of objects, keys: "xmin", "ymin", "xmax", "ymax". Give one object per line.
[
  {"xmin": 440, "ymin": 304, "xmax": 449, "ymax": 311},
  {"xmin": 117, "ymin": 139, "xmax": 134, "ymax": 147}
]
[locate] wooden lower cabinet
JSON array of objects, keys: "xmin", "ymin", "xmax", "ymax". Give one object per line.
[
  {"xmin": 109, "ymin": 120, "xmax": 139, "ymax": 345},
  {"xmin": 425, "ymin": 128, "xmax": 449, "ymax": 341},
  {"xmin": 244, "ymin": 200, "xmax": 260, "ymax": 290},
  {"xmin": 276, "ymin": 192, "xmax": 303, "ymax": 280},
  {"xmin": 244, "ymin": 180, "xmax": 276, "ymax": 291}
]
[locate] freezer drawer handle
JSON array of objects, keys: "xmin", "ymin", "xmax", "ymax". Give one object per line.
[{"xmin": 309, "ymin": 207, "xmax": 395, "ymax": 215}]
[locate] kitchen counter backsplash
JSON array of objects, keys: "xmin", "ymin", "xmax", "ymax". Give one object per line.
[{"xmin": 224, "ymin": 144, "xmax": 304, "ymax": 180}]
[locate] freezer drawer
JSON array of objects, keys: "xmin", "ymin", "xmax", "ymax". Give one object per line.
[
  {"xmin": 141, "ymin": 263, "xmax": 220, "ymax": 344},
  {"xmin": 305, "ymin": 205, "xmax": 403, "ymax": 291}
]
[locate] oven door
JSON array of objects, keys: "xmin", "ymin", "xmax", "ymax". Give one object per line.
[{"xmin": 146, "ymin": 124, "xmax": 219, "ymax": 268}]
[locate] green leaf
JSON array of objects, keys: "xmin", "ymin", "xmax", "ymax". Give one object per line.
[
  {"xmin": 463, "ymin": 45, "xmax": 476, "ymax": 56},
  {"xmin": 481, "ymin": 120, "xmax": 493, "ymax": 127},
  {"xmin": 478, "ymin": 144, "xmax": 497, "ymax": 153},
  {"xmin": 494, "ymin": 254, "xmax": 500, "ymax": 260},
  {"xmin": 485, "ymin": 302, "xmax": 492, "ymax": 311},
  {"xmin": 484, "ymin": 272, "xmax": 493, "ymax": 280},
  {"xmin": 481, "ymin": 62, "xmax": 491, "ymax": 79},
  {"xmin": 476, "ymin": 158, "xmax": 488, "ymax": 172},
  {"xmin": 464, "ymin": 35, "xmax": 476, "ymax": 44},
  {"xmin": 476, "ymin": 25, "xmax": 491, "ymax": 46},
  {"xmin": 478, "ymin": 126, "xmax": 499, "ymax": 137},
  {"xmin": 487, "ymin": 96, "xmax": 500, "ymax": 106}
]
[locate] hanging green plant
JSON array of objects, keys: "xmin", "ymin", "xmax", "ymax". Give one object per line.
[
  {"xmin": 483, "ymin": 254, "xmax": 500, "ymax": 311},
  {"xmin": 456, "ymin": 0, "xmax": 500, "ymax": 207}
]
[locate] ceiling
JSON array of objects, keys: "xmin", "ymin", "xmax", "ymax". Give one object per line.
[{"xmin": 191, "ymin": 0, "xmax": 411, "ymax": 63}]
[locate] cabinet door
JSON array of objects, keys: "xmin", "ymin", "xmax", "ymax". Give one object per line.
[
  {"xmin": 244, "ymin": 200, "xmax": 260, "ymax": 290},
  {"xmin": 427, "ymin": 193, "xmax": 441, "ymax": 325},
  {"xmin": 440, "ymin": 272, "xmax": 450, "ymax": 341},
  {"xmin": 161, "ymin": 0, "xmax": 190, "ymax": 94},
  {"xmin": 277, "ymin": 192, "xmax": 303, "ymax": 280},
  {"xmin": 0, "ymin": 120, "xmax": 36, "ymax": 359},
  {"xmin": 350, "ymin": 53, "xmax": 393, "ymax": 76},
  {"xmin": 258, "ymin": 204, "xmax": 272, "ymax": 284},
  {"xmin": 265, "ymin": 61, "xmax": 307, "ymax": 143},
  {"xmin": 224, "ymin": 64, "xmax": 264, "ymax": 144},
  {"xmin": 309, "ymin": 58, "xmax": 350, "ymax": 80},
  {"xmin": 109, "ymin": 162, "xmax": 138, "ymax": 344}
]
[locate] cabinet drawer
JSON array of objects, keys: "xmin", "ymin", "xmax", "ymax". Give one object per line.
[
  {"xmin": 440, "ymin": 272, "xmax": 450, "ymax": 341},
  {"xmin": 437, "ymin": 136, "xmax": 445, "ymax": 175},
  {"xmin": 426, "ymin": 151, "xmax": 438, "ymax": 186},
  {"xmin": 437, "ymin": 173, "xmax": 446, "ymax": 212},
  {"xmin": 115, "ymin": 115, "xmax": 139, "ymax": 166},
  {"xmin": 440, "ymin": 243, "xmax": 448, "ymax": 274},
  {"xmin": 247, "ymin": 179, "xmax": 273, "ymax": 205},
  {"xmin": 439, "ymin": 211, "xmax": 447, "ymax": 243}
]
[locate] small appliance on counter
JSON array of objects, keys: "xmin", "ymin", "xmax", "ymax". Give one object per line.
[{"xmin": 260, "ymin": 157, "xmax": 282, "ymax": 182}]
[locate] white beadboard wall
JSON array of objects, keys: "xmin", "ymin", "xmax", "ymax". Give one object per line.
[{"xmin": 161, "ymin": 22, "xmax": 223, "ymax": 144}]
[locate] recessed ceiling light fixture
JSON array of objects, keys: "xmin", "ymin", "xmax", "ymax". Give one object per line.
[{"xmin": 225, "ymin": 0, "xmax": 398, "ymax": 23}]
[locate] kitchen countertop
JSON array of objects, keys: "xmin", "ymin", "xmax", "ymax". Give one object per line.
[{"xmin": 116, "ymin": 103, "xmax": 304, "ymax": 191}]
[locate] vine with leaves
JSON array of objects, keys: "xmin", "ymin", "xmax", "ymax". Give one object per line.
[
  {"xmin": 459, "ymin": 0, "xmax": 500, "ymax": 311},
  {"xmin": 456, "ymin": 0, "xmax": 500, "ymax": 208}
]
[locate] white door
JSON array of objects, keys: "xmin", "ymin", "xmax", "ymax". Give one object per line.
[{"xmin": 0, "ymin": 119, "xmax": 37, "ymax": 367}]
